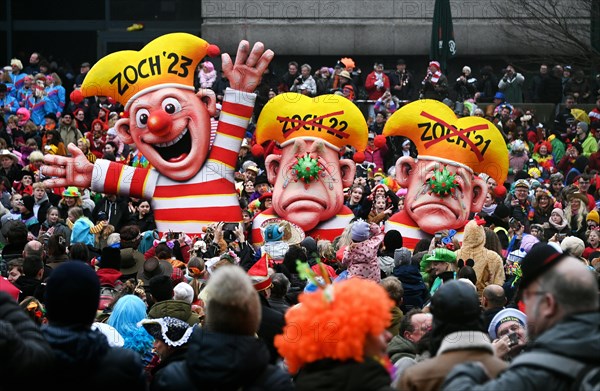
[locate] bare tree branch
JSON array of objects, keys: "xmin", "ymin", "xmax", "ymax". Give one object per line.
[{"xmin": 492, "ymin": 0, "xmax": 600, "ymax": 69}]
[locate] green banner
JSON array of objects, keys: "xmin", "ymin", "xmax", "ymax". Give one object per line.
[
  {"xmin": 593, "ymin": 0, "xmax": 600, "ymax": 52},
  {"xmin": 430, "ymin": 0, "xmax": 456, "ymax": 73}
]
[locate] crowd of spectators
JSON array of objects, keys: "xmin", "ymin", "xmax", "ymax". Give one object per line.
[{"xmin": 0, "ymin": 50, "xmax": 598, "ymax": 390}]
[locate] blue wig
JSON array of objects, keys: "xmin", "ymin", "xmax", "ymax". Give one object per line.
[{"xmin": 107, "ymin": 294, "xmax": 154, "ymax": 361}]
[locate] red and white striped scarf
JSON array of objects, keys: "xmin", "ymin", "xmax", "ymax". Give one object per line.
[{"xmin": 431, "ymin": 70, "xmax": 442, "ymax": 85}]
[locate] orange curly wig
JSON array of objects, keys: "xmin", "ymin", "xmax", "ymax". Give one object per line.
[{"xmin": 274, "ymin": 278, "xmax": 393, "ymax": 374}]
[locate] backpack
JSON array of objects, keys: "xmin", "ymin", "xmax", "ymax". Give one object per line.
[{"xmin": 511, "ymin": 351, "xmax": 600, "ymax": 391}]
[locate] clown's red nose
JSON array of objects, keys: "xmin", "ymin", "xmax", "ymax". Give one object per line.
[{"xmin": 147, "ymin": 110, "xmax": 172, "ymax": 136}]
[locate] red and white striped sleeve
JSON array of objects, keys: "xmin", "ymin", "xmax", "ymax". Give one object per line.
[
  {"xmin": 208, "ymin": 88, "xmax": 256, "ymax": 172},
  {"xmin": 91, "ymin": 159, "xmax": 159, "ymax": 200}
]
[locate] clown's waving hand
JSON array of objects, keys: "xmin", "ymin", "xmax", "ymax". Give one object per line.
[{"xmin": 43, "ymin": 34, "xmax": 273, "ymax": 236}]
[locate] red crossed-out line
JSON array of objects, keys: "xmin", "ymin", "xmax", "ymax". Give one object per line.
[
  {"xmin": 277, "ymin": 110, "xmax": 349, "ymax": 139},
  {"xmin": 420, "ymin": 111, "xmax": 489, "ymax": 162}
]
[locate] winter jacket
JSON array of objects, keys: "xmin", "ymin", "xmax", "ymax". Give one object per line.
[
  {"xmin": 342, "ymin": 224, "xmax": 384, "ymax": 282},
  {"xmin": 365, "ymin": 71, "xmax": 391, "ymax": 101},
  {"xmin": 147, "ymin": 299, "xmax": 201, "ymax": 326},
  {"xmin": 442, "ymin": 312, "xmax": 600, "ymax": 391},
  {"xmin": 58, "ymin": 124, "xmax": 83, "ymax": 150},
  {"xmin": 548, "ymin": 134, "xmax": 565, "ymax": 163},
  {"xmin": 402, "ymin": 331, "xmax": 507, "ymax": 391},
  {"xmin": 258, "ymin": 294, "xmax": 285, "ymax": 365},
  {"xmin": 363, "ymin": 144, "xmax": 388, "ymax": 173},
  {"xmin": 33, "ymin": 195, "xmax": 51, "ymax": 225},
  {"xmin": 42, "ymin": 324, "xmax": 147, "ymax": 390},
  {"xmin": 14, "ymin": 275, "xmax": 45, "ymax": 303},
  {"xmin": 581, "ymin": 133, "xmax": 598, "ymax": 157},
  {"xmin": 498, "ymin": 73, "xmax": 525, "ymax": 103},
  {"xmin": 392, "ymin": 264, "xmax": 430, "ymax": 313},
  {"xmin": 294, "ymin": 357, "xmax": 395, "ymax": 391},
  {"xmin": 455, "ymin": 220, "xmax": 505, "ymax": 294},
  {"xmin": 151, "ymin": 328, "xmax": 293, "ymax": 390},
  {"xmin": 92, "ymin": 197, "xmax": 130, "ymax": 232},
  {"xmin": 0, "ymin": 291, "xmax": 54, "ymax": 377},
  {"xmin": 387, "ymin": 335, "xmax": 418, "ymax": 364}
]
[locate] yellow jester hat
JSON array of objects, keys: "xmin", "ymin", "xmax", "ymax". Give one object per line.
[
  {"xmin": 255, "ymin": 93, "xmax": 368, "ymax": 154},
  {"xmin": 81, "ymin": 32, "xmax": 220, "ymax": 112}
]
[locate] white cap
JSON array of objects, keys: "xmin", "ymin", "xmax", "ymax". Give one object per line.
[{"xmin": 173, "ymin": 282, "xmax": 194, "ymax": 304}]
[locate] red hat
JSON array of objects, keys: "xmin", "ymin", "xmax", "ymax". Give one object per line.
[
  {"xmin": 258, "ymin": 192, "xmax": 273, "ymax": 203},
  {"xmin": 429, "ymin": 61, "xmax": 441, "ymax": 70},
  {"xmin": 248, "ymin": 256, "xmax": 272, "ymax": 292}
]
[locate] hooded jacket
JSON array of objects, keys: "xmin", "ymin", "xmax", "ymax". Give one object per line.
[
  {"xmin": 442, "ymin": 312, "xmax": 600, "ymax": 391},
  {"xmin": 387, "ymin": 335, "xmax": 418, "ymax": 364},
  {"xmin": 151, "ymin": 328, "xmax": 293, "ymax": 390},
  {"xmin": 342, "ymin": 224, "xmax": 385, "ymax": 283},
  {"xmin": 42, "ymin": 325, "xmax": 147, "ymax": 390},
  {"xmin": 392, "ymin": 264, "xmax": 430, "ymax": 313},
  {"xmin": 455, "ymin": 220, "xmax": 505, "ymax": 294},
  {"xmin": 402, "ymin": 331, "xmax": 507, "ymax": 391},
  {"xmin": 0, "ymin": 291, "xmax": 54, "ymax": 377},
  {"xmin": 147, "ymin": 299, "xmax": 200, "ymax": 326}
]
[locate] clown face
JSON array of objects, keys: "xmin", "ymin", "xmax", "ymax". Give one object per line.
[
  {"xmin": 266, "ymin": 138, "xmax": 355, "ymax": 231},
  {"xmin": 115, "ymin": 88, "xmax": 213, "ymax": 181},
  {"xmin": 396, "ymin": 157, "xmax": 486, "ymax": 234}
]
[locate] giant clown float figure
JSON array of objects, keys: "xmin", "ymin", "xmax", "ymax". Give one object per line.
[
  {"xmin": 251, "ymin": 93, "xmax": 368, "ymax": 246},
  {"xmin": 383, "ymin": 99, "xmax": 508, "ymax": 250},
  {"xmin": 41, "ymin": 33, "xmax": 273, "ymax": 236}
]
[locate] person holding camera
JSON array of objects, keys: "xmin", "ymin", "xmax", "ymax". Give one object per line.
[
  {"xmin": 504, "ymin": 179, "xmax": 533, "ymax": 233},
  {"xmin": 488, "ymin": 308, "xmax": 527, "ymax": 362},
  {"xmin": 204, "ymin": 222, "xmax": 255, "ymax": 271},
  {"xmin": 498, "ymin": 64, "xmax": 525, "ymax": 104},
  {"xmin": 454, "ymin": 65, "xmax": 478, "ymax": 103},
  {"xmin": 289, "ymin": 64, "xmax": 316, "ymax": 97}
]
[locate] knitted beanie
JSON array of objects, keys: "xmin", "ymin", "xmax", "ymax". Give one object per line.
[
  {"xmin": 45, "ymin": 262, "xmax": 100, "ymax": 326},
  {"xmin": 560, "ymin": 236, "xmax": 585, "ymax": 257},
  {"xmin": 173, "ymin": 282, "xmax": 194, "ymax": 304},
  {"xmin": 351, "ymin": 220, "xmax": 370, "ymax": 242},
  {"xmin": 394, "ymin": 248, "xmax": 412, "ymax": 267},
  {"xmin": 587, "ymin": 210, "xmax": 599, "ymax": 224}
]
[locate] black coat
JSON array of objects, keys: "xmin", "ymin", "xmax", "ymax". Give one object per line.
[
  {"xmin": 151, "ymin": 328, "xmax": 293, "ymax": 390},
  {"xmin": 294, "ymin": 358, "xmax": 395, "ymax": 391},
  {"xmin": 92, "ymin": 197, "xmax": 130, "ymax": 232},
  {"xmin": 258, "ymin": 294, "xmax": 286, "ymax": 364},
  {"xmin": 128, "ymin": 212, "xmax": 157, "ymax": 233},
  {"xmin": 42, "ymin": 325, "xmax": 147, "ymax": 390},
  {"xmin": 14, "ymin": 275, "xmax": 45, "ymax": 303},
  {"xmin": 0, "ymin": 291, "xmax": 54, "ymax": 377},
  {"xmin": 35, "ymin": 199, "xmax": 51, "ymax": 225}
]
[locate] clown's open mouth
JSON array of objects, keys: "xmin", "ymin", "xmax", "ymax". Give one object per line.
[{"xmin": 152, "ymin": 128, "xmax": 191, "ymax": 162}]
